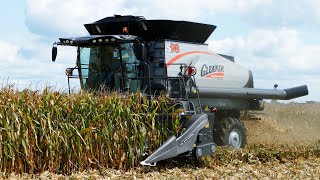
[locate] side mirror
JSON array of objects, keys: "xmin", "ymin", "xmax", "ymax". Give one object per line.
[
  {"xmin": 133, "ymin": 43, "xmax": 145, "ymax": 60},
  {"xmin": 52, "ymin": 43, "xmax": 57, "ymax": 62}
]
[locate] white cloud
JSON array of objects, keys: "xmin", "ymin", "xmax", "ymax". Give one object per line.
[
  {"xmin": 129, "ymin": 0, "xmax": 271, "ymax": 20},
  {"xmin": 25, "ymin": 0, "xmax": 271, "ymax": 36},
  {"xmin": 243, "ymin": 1, "xmax": 320, "ymax": 27},
  {"xmin": 25, "ymin": 0, "xmax": 136, "ymax": 36},
  {"xmin": 0, "ymin": 38, "xmax": 77, "ymax": 91},
  {"xmin": 25, "ymin": 0, "xmax": 320, "ymax": 34},
  {"xmin": 0, "ymin": 40, "xmax": 25, "ymax": 61}
]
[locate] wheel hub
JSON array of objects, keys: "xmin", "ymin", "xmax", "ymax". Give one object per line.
[{"xmin": 229, "ymin": 130, "xmax": 241, "ymax": 148}]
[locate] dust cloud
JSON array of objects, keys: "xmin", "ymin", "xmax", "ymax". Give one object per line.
[{"xmin": 243, "ymin": 103, "xmax": 320, "ymax": 146}]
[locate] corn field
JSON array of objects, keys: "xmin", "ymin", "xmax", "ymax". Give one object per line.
[
  {"xmin": 0, "ymin": 85, "xmax": 181, "ymax": 174},
  {"xmin": 1, "ymin": 85, "xmax": 320, "ymax": 178}
]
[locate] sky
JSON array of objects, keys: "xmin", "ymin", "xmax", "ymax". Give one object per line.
[{"xmin": 0, "ymin": 0, "xmax": 319, "ymax": 102}]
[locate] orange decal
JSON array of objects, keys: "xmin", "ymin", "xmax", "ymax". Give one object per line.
[
  {"xmin": 169, "ymin": 43, "xmax": 180, "ymax": 53},
  {"xmin": 166, "ymin": 51, "xmax": 218, "ymax": 68}
]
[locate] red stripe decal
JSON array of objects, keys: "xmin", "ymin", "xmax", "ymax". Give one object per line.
[
  {"xmin": 205, "ymin": 72, "xmax": 225, "ymax": 78},
  {"xmin": 166, "ymin": 51, "xmax": 218, "ymax": 68}
]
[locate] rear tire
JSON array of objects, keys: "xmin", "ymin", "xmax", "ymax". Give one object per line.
[{"xmin": 213, "ymin": 117, "xmax": 247, "ymax": 148}]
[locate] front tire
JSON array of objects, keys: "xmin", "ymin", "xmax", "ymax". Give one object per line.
[{"xmin": 213, "ymin": 117, "xmax": 247, "ymax": 148}]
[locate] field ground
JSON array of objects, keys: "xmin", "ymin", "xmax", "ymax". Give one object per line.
[{"xmin": 4, "ymin": 103, "xmax": 320, "ymax": 179}]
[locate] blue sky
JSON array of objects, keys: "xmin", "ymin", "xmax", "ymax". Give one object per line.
[{"xmin": 0, "ymin": 0, "xmax": 319, "ymax": 102}]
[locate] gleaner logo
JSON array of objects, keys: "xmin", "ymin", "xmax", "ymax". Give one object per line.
[{"xmin": 201, "ymin": 65, "xmax": 225, "ymax": 78}]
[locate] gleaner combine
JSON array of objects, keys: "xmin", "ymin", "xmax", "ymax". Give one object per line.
[{"xmin": 51, "ymin": 15, "xmax": 309, "ymax": 166}]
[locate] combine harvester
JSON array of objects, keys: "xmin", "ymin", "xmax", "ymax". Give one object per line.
[{"xmin": 51, "ymin": 15, "xmax": 308, "ymax": 166}]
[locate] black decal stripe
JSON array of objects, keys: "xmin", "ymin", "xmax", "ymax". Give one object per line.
[{"xmin": 244, "ymin": 70, "xmax": 254, "ymax": 88}]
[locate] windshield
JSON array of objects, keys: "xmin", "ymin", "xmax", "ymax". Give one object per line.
[{"xmin": 78, "ymin": 43, "xmax": 140, "ymax": 91}]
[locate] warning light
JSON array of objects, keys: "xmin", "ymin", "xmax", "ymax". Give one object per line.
[
  {"xmin": 210, "ymin": 107, "xmax": 217, "ymax": 113},
  {"xmin": 187, "ymin": 66, "xmax": 192, "ymax": 76},
  {"xmin": 179, "ymin": 109, "xmax": 185, "ymax": 115},
  {"xmin": 187, "ymin": 66, "xmax": 197, "ymax": 76},
  {"xmin": 123, "ymin": 27, "xmax": 128, "ymax": 33}
]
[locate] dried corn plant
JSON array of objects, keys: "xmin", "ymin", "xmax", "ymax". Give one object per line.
[{"xmin": 0, "ymin": 85, "xmax": 181, "ymax": 174}]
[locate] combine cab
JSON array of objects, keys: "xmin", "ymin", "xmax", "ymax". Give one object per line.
[{"xmin": 52, "ymin": 15, "xmax": 308, "ymax": 166}]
